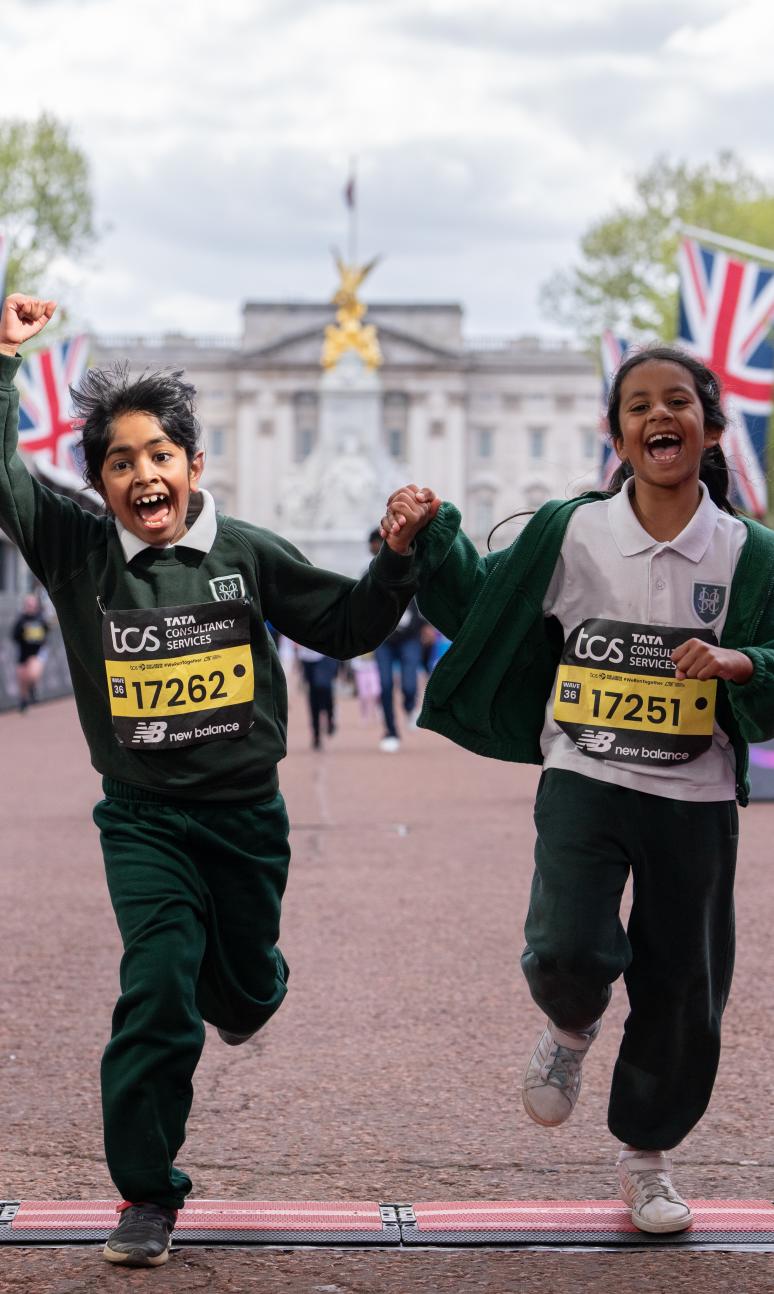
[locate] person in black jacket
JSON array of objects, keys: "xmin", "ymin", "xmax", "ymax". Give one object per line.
[
  {"xmin": 368, "ymin": 529, "xmax": 424, "ymax": 752},
  {"xmin": 12, "ymin": 591, "xmax": 49, "ymax": 711}
]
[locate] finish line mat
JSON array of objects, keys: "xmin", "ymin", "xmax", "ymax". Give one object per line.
[
  {"xmin": 0, "ymin": 1201, "xmax": 392, "ymax": 1246},
  {"xmin": 400, "ymin": 1200, "xmax": 774, "ymax": 1247},
  {"xmin": 2, "ymin": 1199, "xmax": 774, "ymax": 1248}
]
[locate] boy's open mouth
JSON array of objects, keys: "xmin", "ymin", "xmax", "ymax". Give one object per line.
[
  {"xmin": 134, "ymin": 492, "xmax": 171, "ymax": 528},
  {"xmin": 646, "ymin": 432, "xmax": 682, "ymax": 462}
]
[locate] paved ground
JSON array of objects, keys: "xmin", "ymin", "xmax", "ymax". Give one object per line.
[{"xmin": 0, "ymin": 679, "xmax": 773, "ymax": 1292}]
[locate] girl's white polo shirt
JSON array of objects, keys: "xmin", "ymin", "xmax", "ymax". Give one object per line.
[{"xmin": 540, "ymin": 479, "xmax": 747, "ymax": 801}]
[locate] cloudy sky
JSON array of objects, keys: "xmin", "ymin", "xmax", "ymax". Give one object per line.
[{"xmin": 3, "ymin": 0, "xmax": 772, "ymax": 341}]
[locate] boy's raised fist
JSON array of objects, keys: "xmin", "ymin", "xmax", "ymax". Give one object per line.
[{"xmin": 0, "ymin": 294, "xmax": 57, "ymax": 353}]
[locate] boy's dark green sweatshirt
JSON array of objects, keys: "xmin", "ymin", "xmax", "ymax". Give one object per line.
[
  {"xmin": 0, "ymin": 353, "xmax": 419, "ymax": 802},
  {"xmin": 414, "ymin": 499, "xmax": 774, "ymax": 806}
]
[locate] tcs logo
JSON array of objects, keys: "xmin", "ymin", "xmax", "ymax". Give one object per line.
[
  {"xmin": 575, "ymin": 626, "xmax": 624, "ymax": 666},
  {"xmin": 109, "ymin": 623, "xmax": 161, "ymax": 654}
]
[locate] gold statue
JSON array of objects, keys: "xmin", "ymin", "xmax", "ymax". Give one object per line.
[{"xmin": 321, "ymin": 251, "xmax": 383, "ymax": 370}]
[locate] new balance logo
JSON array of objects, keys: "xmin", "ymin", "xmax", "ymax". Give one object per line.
[
  {"xmin": 131, "ymin": 720, "xmax": 168, "ymax": 745},
  {"xmin": 576, "ymin": 729, "xmax": 615, "ymax": 753}
]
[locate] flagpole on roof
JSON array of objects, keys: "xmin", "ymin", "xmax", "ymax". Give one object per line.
[
  {"xmin": 345, "ymin": 157, "xmax": 357, "ymax": 265},
  {"xmin": 680, "ymin": 224, "xmax": 774, "ymax": 268}
]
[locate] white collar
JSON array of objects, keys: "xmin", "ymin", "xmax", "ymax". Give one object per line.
[
  {"xmin": 608, "ymin": 478, "xmax": 719, "ymax": 563},
  {"xmin": 116, "ymin": 489, "xmax": 217, "ymax": 562}
]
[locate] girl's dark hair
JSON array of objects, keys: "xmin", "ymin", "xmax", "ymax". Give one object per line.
[
  {"xmin": 606, "ymin": 344, "xmax": 735, "ymax": 514},
  {"xmin": 69, "ymin": 363, "xmax": 201, "ymax": 490}
]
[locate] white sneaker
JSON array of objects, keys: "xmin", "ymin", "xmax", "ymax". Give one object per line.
[
  {"xmin": 617, "ymin": 1151, "xmax": 694, "ymax": 1234},
  {"xmin": 522, "ymin": 1019, "xmax": 600, "ymax": 1127},
  {"xmin": 379, "ymin": 736, "xmax": 401, "ymax": 753}
]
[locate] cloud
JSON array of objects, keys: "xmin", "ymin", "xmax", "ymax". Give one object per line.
[
  {"xmin": 386, "ymin": 0, "xmax": 730, "ymax": 58},
  {"xmin": 2, "ymin": 0, "xmax": 771, "ymax": 341}
]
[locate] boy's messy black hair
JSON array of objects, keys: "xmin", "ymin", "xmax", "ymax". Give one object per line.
[
  {"xmin": 69, "ymin": 363, "xmax": 201, "ymax": 491},
  {"xmin": 606, "ymin": 344, "xmax": 735, "ymax": 515}
]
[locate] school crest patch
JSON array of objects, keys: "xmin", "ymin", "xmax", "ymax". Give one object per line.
[
  {"xmin": 209, "ymin": 573, "xmax": 246, "ymax": 602},
  {"xmin": 692, "ymin": 582, "xmax": 727, "ymax": 624}
]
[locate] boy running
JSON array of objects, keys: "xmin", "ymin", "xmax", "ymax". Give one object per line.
[{"xmin": 0, "ymin": 294, "xmax": 428, "ymax": 1266}]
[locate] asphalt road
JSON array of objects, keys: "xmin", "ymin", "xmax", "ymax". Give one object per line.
[{"xmin": 0, "ymin": 680, "xmax": 772, "ymax": 1292}]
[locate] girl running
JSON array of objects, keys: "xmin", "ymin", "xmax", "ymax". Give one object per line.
[{"xmin": 383, "ymin": 345, "xmax": 774, "ymax": 1233}]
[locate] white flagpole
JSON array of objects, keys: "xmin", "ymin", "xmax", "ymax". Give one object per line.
[
  {"xmin": 680, "ymin": 223, "xmax": 774, "ymax": 268},
  {"xmin": 348, "ymin": 157, "xmax": 357, "ymax": 266},
  {"xmin": 0, "ymin": 230, "xmax": 8, "ymax": 303}
]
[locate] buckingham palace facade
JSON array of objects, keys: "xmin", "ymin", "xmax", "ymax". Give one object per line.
[{"xmin": 92, "ymin": 301, "xmax": 602, "ymax": 554}]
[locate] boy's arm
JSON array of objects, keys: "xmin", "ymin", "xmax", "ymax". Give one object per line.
[
  {"xmin": 253, "ymin": 485, "xmax": 438, "ymax": 657},
  {"xmin": 252, "ymin": 530, "xmax": 419, "ymax": 660},
  {"xmin": 0, "ymin": 297, "xmax": 103, "ymax": 588}
]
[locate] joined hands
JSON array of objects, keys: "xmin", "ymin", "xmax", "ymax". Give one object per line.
[{"xmin": 379, "ymin": 485, "xmax": 441, "ymax": 555}]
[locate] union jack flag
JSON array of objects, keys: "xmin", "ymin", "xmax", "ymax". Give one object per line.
[
  {"xmin": 678, "ymin": 236, "xmax": 774, "ymax": 517},
  {"xmin": 16, "ymin": 335, "xmax": 90, "ymax": 479},
  {"xmin": 599, "ymin": 329, "xmax": 631, "ymax": 488}
]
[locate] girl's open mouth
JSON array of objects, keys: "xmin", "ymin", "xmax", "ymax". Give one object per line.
[
  {"xmin": 134, "ymin": 493, "xmax": 172, "ymax": 528},
  {"xmin": 646, "ymin": 433, "xmax": 682, "ymax": 463}
]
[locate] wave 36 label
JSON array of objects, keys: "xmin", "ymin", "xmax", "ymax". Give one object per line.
[
  {"xmin": 553, "ymin": 618, "xmax": 718, "ymax": 767},
  {"xmin": 103, "ymin": 599, "xmax": 254, "ymax": 749}
]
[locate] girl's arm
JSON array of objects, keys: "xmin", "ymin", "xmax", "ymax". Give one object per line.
[
  {"xmin": 671, "ymin": 635, "xmax": 774, "ymax": 741},
  {"xmin": 410, "ymin": 502, "xmax": 506, "ymax": 640},
  {"xmin": 724, "ymin": 639, "xmax": 774, "ymax": 743}
]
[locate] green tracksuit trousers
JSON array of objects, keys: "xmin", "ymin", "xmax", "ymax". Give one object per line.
[
  {"xmin": 521, "ymin": 768, "xmax": 738, "ymax": 1151},
  {"xmin": 94, "ymin": 781, "xmax": 291, "ymax": 1209}
]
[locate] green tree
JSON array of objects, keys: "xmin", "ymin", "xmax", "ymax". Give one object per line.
[
  {"xmin": 541, "ymin": 152, "xmax": 774, "ymax": 343},
  {"xmin": 0, "ymin": 112, "xmax": 96, "ymax": 296}
]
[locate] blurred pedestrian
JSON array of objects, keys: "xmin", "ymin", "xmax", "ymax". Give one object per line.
[
  {"xmin": 12, "ymin": 590, "xmax": 49, "ymax": 712},
  {"xmin": 368, "ymin": 527, "xmax": 424, "ymax": 753},
  {"xmin": 351, "ymin": 651, "xmax": 381, "ymax": 722},
  {"xmin": 297, "ymin": 646, "xmax": 338, "ymax": 749}
]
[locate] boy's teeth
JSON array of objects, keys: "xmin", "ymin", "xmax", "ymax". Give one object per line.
[{"xmin": 135, "ymin": 494, "xmax": 171, "ymax": 526}]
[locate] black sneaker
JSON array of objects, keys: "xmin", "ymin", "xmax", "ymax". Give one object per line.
[
  {"xmin": 217, "ymin": 1026, "xmax": 256, "ymax": 1046},
  {"xmin": 103, "ymin": 1201, "xmax": 177, "ymax": 1266}
]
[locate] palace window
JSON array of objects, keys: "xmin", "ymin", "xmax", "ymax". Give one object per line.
[
  {"xmin": 293, "ymin": 392, "xmax": 319, "ymax": 462},
  {"xmin": 383, "ymin": 392, "xmax": 409, "ymax": 460},
  {"xmin": 476, "ymin": 427, "xmax": 494, "ymax": 459},
  {"xmin": 528, "ymin": 426, "xmax": 546, "ymax": 461}
]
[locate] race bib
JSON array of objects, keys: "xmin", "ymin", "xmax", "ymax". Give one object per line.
[
  {"xmin": 553, "ymin": 618, "xmax": 717, "ymax": 768},
  {"xmin": 103, "ymin": 600, "xmax": 254, "ymax": 750}
]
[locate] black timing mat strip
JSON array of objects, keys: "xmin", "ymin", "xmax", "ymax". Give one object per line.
[
  {"xmin": 2, "ymin": 1199, "xmax": 773, "ymax": 1249},
  {"xmin": 0, "ymin": 1200, "xmax": 396, "ymax": 1246},
  {"xmin": 401, "ymin": 1199, "xmax": 774, "ymax": 1248}
]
